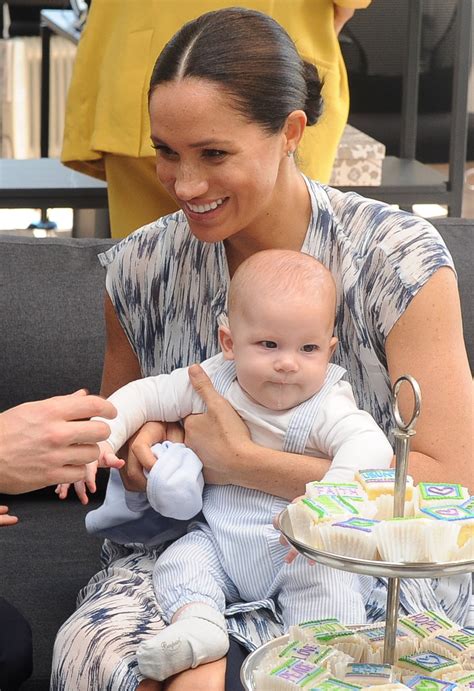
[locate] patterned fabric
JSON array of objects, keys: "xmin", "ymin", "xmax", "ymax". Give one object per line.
[{"xmin": 51, "ymin": 177, "xmax": 469, "ymax": 690}]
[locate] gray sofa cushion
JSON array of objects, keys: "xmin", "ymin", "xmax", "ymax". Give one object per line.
[{"xmin": 0, "ymin": 236, "xmax": 115, "ymax": 412}]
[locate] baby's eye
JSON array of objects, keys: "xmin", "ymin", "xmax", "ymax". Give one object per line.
[
  {"xmin": 301, "ymin": 344, "xmax": 319, "ymax": 353},
  {"xmin": 260, "ymin": 341, "xmax": 278, "ymax": 349}
]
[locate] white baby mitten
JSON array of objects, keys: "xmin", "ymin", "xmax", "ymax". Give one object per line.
[{"xmin": 146, "ymin": 441, "xmax": 204, "ymax": 520}]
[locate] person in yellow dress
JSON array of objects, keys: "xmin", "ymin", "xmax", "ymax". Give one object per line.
[{"xmin": 62, "ymin": 0, "xmax": 371, "ymax": 237}]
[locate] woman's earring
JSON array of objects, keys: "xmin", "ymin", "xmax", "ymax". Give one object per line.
[{"xmin": 287, "ymin": 150, "xmax": 294, "ymax": 158}]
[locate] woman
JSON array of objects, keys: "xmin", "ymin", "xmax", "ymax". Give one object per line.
[
  {"xmin": 61, "ymin": 0, "xmax": 370, "ymax": 237},
  {"xmin": 51, "ymin": 8, "xmax": 472, "ymax": 691}
]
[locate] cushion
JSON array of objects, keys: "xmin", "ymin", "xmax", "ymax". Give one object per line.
[{"xmin": 0, "ymin": 235, "xmax": 115, "ymax": 412}]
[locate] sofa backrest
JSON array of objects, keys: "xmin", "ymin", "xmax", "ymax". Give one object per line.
[
  {"xmin": 0, "ymin": 235, "xmax": 115, "ymax": 412},
  {"xmin": 431, "ymin": 217, "xmax": 473, "ymax": 373},
  {"xmin": 0, "ymin": 219, "xmax": 471, "ymax": 414}
]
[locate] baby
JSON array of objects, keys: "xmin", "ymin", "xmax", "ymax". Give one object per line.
[{"xmin": 59, "ymin": 249, "xmax": 393, "ymax": 681}]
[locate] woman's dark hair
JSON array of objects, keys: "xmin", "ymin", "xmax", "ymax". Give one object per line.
[{"xmin": 149, "ymin": 7, "xmax": 323, "ymax": 133}]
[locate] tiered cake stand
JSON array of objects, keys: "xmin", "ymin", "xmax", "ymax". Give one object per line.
[{"xmin": 240, "ymin": 376, "xmax": 474, "ymax": 689}]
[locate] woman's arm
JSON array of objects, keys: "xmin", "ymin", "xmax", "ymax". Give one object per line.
[
  {"xmin": 101, "ymin": 294, "xmax": 184, "ymax": 491},
  {"xmin": 101, "ymin": 293, "xmax": 142, "ymax": 398},
  {"xmin": 184, "ymin": 366, "xmax": 331, "ymax": 501},
  {"xmin": 385, "ymin": 267, "xmax": 473, "ymax": 488}
]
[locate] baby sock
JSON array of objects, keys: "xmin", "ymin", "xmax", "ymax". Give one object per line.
[{"xmin": 137, "ymin": 603, "xmax": 229, "ymax": 681}]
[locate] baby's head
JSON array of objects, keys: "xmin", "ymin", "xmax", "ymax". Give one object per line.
[{"xmin": 219, "ymin": 249, "xmax": 338, "ymax": 410}]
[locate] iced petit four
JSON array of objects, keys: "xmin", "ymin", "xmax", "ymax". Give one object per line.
[
  {"xmin": 420, "ymin": 505, "xmax": 474, "ymax": 548},
  {"xmin": 354, "ymin": 470, "xmax": 413, "ymax": 500},
  {"xmin": 397, "ymin": 651, "xmax": 462, "ymax": 679},
  {"xmin": 443, "ymin": 669, "xmax": 474, "ymax": 686},
  {"xmin": 420, "ymin": 629, "xmax": 474, "ymax": 662},
  {"xmin": 287, "ymin": 496, "xmax": 359, "ymax": 547},
  {"xmin": 305, "ymin": 482, "xmax": 372, "ymax": 509},
  {"xmin": 414, "ymin": 483, "xmax": 469, "ymax": 515},
  {"xmin": 357, "ymin": 624, "xmax": 417, "ymax": 663},
  {"xmin": 343, "ymin": 662, "xmax": 394, "ymax": 686},
  {"xmin": 398, "ymin": 611, "xmax": 456, "ymax": 642},
  {"xmin": 354, "ymin": 469, "xmax": 414, "ymax": 520},
  {"xmin": 272, "ymin": 639, "xmax": 352, "ymax": 678},
  {"xmin": 404, "ymin": 674, "xmax": 458, "ymax": 689},
  {"xmin": 253, "ymin": 657, "xmax": 328, "ymax": 689},
  {"xmin": 373, "ymin": 517, "xmax": 460, "ymax": 563},
  {"xmin": 319, "ymin": 517, "xmax": 380, "ymax": 560},
  {"xmin": 291, "ymin": 619, "xmax": 367, "ymax": 663}
]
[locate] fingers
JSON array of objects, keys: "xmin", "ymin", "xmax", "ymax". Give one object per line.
[
  {"xmin": 59, "ymin": 394, "xmax": 117, "ymax": 423},
  {"xmin": 74, "ymin": 481, "xmax": 90, "ymax": 506},
  {"xmin": 0, "ymin": 506, "xmax": 18, "ymax": 527},
  {"xmin": 55, "ymin": 483, "xmax": 71, "ymax": 500},
  {"xmin": 165, "ymin": 421, "xmax": 185, "ymax": 444},
  {"xmin": 50, "ymin": 463, "xmax": 91, "ymax": 487},
  {"xmin": 188, "ymin": 364, "xmax": 221, "ymax": 406},
  {"xmin": 129, "ymin": 438, "xmax": 157, "ymax": 473},
  {"xmin": 100, "ymin": 452, "xmax": 125, "ymax": 470}
]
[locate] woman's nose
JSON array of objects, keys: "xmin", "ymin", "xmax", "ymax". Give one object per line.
[{"xmin": 174, "ymin": 163, "xmax": 208, "ymax": 200}]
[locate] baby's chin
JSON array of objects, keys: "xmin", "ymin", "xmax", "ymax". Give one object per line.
[{"xmin": 251, "ymin": 385, "xmax": 318, "ymax": 412}]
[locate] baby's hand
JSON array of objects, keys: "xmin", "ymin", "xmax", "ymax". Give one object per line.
[
  {"xmin": 55, "ymin": 442, "xmax": 124, "ymax": 504},
  {"xmin": 55, "ymin": 460, "xmax": 98, "ymax": 505},
  {"xmin": 0, "ymin": 505, "xmax": 19, "ymax": 527},
  {"xmin": 96, "ymin": 440, "xmax": 124, "ymax": 470}
]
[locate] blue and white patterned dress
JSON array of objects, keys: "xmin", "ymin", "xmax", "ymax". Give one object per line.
[{"xmin": 51, "ymin": 177, "xmax": 471, "ymax": 690}]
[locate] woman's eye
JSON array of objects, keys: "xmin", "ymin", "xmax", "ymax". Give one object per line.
[
  {"xmin": 152, "ymin": 144, "xmax": 177, "ymax": 159},
  {"xmin": 301, "ymin": 344, "xmax": 319, "ymax": 353},
  {"xmin": 261, "ymin": 341, "xmax": 277, "ymax": 349},
  {"xmin": 203, "ymin": 149, "xmax": 227, "ymax": 159}
]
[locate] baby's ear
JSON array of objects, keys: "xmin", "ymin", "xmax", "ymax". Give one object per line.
[
  {"xmin": 329, "ymin": 336, "xmax": 338, "ymax": 358},
  {"xmin": 218, "ymin": 325, "xmax": 235, "ymax": 360}
]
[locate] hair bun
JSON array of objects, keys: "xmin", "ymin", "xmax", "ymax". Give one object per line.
[{"xmin": 303, "ymin": 61, "xmax": 323, "ymax": 126}]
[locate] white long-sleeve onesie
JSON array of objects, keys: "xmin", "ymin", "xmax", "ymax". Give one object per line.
[{"xmin": 102, "ymin": 352, "xmax": 393, "ymax": 520}]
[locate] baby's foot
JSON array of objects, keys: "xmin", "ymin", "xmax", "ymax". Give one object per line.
[{"xmin": 137, "ymin": 605, "xmax": 229, "ymax": 681}]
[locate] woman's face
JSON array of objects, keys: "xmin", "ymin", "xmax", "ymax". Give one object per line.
[{"xmin": 149, "ymin": 78, "xmax": 288, "ymax": 244}]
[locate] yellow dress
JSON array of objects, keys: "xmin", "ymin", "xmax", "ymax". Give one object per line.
[{"xmin": 62, "ymin": 0, "xmax": 371, "ymax": 237}]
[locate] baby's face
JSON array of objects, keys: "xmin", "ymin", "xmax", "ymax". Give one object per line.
[{"xmin": 224, "ymin": 294, "xmax": 337, "ymax": 411}]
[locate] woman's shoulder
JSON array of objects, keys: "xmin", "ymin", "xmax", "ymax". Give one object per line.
[
  {"xmin": 99, "ymin": 211, "xmax": 190, "ymax": 271},
  {"xmin": 322, "ymin": 184, "xmax": 446, "ymax": 250},
  {"xmin": 308, "ymin": 183, "xmax": 453, "ymax": 279}
]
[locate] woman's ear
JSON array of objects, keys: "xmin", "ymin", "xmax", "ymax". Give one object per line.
[
  {"xmin": 218, "ymin": 325, "xmax": 235, "ymax": 360},
  {"xmin": 284, "ymin": 109, "xmax": 307, "ymax": 154}
]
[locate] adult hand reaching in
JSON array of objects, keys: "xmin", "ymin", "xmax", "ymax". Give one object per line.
[
  {"xmin": 0, "ymin": 390, "xmax": 116, "ymax": 494},
  {"xmin": 184, "ymin": 364, "xmax": 252, "ymax": 486},
  {"xmin": 0, "ymin": 505, "xmax": 18, "ymax": 526}
]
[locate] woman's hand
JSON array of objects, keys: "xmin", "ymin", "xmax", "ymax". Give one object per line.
[
  {"xmin": 120, "ymin": 421, "xmax": 184, "ymax": 491},
  {"xmin": 0, "ymin": 505, "xmax": 18, "ymax": 527},
  {"xmin": 184, "ymin": 364, "xmax": 252, "ymax": 485}
]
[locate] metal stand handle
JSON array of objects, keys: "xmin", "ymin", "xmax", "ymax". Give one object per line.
[{"xmin": 383, "ymin": 375, "xmax": 421, "ymax": 664}]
